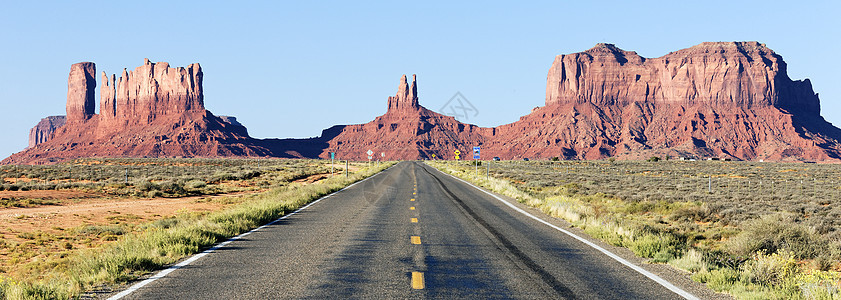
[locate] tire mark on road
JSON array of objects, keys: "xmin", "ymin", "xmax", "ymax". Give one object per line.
[{"xmin": 420, "ymin": 165, "xmax": 577, "ymax": 299}]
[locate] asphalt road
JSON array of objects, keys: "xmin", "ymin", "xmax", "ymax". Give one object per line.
[{"xmin": 115, "ymin": 161, "xmax": 693, "ymax": 299}]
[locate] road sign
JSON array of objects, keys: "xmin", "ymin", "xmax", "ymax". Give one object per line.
[
  {"xmin": 381, "ymin": 152, "xmax": 385, "ymax": 157},
  {"xmin": 367, "ymin": 149, "xmax": 373, "ymax": 161},
  {"xmin": 330, "ymin": 152, "xmax": 335, "ymax": 160},
  {"xmin": 454, "ymin": 150, "xmax": 461, "ymax": 161},
  {"xmin": 473, "ymin": 146, "xmax": 480, "ymax": 159}
]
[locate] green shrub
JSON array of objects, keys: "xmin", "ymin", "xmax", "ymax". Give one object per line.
[
  {"xmin": 728, "ymin": 214, "xmax": 827, "ymax": 260},
  {"xmin": 186, "ymin": 180, "xmax": 207, "ymax": 190},
  {"xmin": 669, "ymin": 249, "xmax": 710, "ymax": 273},
  {"xmin": 210, "ymin": 172, "xmax": 233, "ymax": 183},
  {"xmin": 76, "ymin": 225, "xmax": 127, "ymax": 236},
  {"xmin": 742, "ymin": 250, "xmax": 798, "ymax": 286},
  {"xmin": 136, "ymin": 181, "xmax": 157, "ymax": 192},
  {"xmin": 691, "ymin": 268, "xmax": 742, "ymax": 292},
  {"xmin": 630, "ymin": 233, "xmax": 683, "ymax": 261},
  {"xmin": 157, "ymin": 181, "xmax": 185, "ymax": 195}
]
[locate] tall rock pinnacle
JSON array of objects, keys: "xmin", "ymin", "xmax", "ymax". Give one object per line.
[
  {"xmin": 100, "ymin": 71, "xmax": 116, "ymax": 120},
  {"xmin": 387, "ymin": 74, "xmax": 419, "ymax": 111},
  {"xmin": 66, "ymin": 62, "xmax": 96, "ymax": 122}
]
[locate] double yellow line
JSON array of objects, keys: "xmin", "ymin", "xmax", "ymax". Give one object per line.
[{"xmin": 410, "ymin": 180, "xmax": 424, "ymax": 290}]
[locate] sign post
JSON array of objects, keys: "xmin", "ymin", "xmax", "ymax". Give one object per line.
[
  {"xmin": 367, "ymin": 149, "xmax": 374, "ymax": 163},
  {"xmin": 330, "ymin": 152, "xmax": 335, "ymax": 176},
  {"xmin": 473, "ymin": 146, "xmax": 481, "ymax": 174}
]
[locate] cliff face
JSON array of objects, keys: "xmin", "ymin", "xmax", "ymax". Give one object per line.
[
  {"xmin": 100, "ymin": 58, "xmax": 204, "ymax": 127},
  {"xmin": 490, "ymin": 42, "xmax": 840, "ymax": 161},
  {"xmin": 28, "ymin": 116, "xmax": 66, "ymax": 148},
  {"xmin": 66, "ymin": 62, "xmax": 96, "ymax": 122},
  {"xmin": 4, "ymin": 59, "xmax": 270, "ymax": 165},
  {"xmin": 545, "ymin": 42, "xmax": 820, "ymax": 114}
]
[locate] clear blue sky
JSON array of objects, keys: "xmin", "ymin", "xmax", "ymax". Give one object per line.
[{"xmin": 2, "ymin": 1, "xmax": 839, "ymax": 158}]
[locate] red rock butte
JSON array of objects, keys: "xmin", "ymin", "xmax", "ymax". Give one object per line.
[
  {"xmin": 5, "ymin": 42, "xmax": 841, "ymax": 164},
  {"xmin": 481, "ymin": 42, "xmax": 841, "ymax": 161},
  {"xmin": 4, "ymin": 59, "xmax": 273, "ymax": 165}
]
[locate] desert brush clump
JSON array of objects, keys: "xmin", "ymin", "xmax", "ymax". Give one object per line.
[{"xmin": 428, "ymin": 160, "xmax": 841, "ymax": 300}]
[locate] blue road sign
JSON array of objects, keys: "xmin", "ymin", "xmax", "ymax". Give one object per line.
[{"xmin": 473, "ymin": 146, "xmax": 481, "ymax": 159}]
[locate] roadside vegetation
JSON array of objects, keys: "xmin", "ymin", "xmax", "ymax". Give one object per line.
[
  {"xmin": 0, "ymin": 158, "xmax": 332, "ymax": 198},
  {"xmin": 428, "ymin": 159, "xmax": 841, "ymax": 300},
  {"xmin": 0, "ymin": 158, "xmax": 391, "ymax": 299}
]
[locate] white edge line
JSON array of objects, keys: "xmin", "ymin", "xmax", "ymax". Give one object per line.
[
  {"xmin": 438, "ymin": 169, "xmax": 700, "ymax": 300},
  {"xmin": 107, "ymin": 166, "xmax": 391, "ymax": 300}
]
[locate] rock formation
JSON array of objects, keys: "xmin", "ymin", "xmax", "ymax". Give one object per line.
[
  {"xmin": 311, "ymin": 74, "xmax": 487, "ymax": 160},
  {"xmin": 288, "ymin": 42, "xmax": 841, "ymax": 162},
  {"xmin": 387, "ymin": 74, "xmax": 420, "ymax": 111},
  {"xmin": 98, "ymin": 58, "xmax": 204, "ymax": 127},
  {"xmin": 545, "ymin": 42, "xmax": 819, "ymax": 113},
  {"xmin": 66, "ymin": 62, "xmax": 96, "ymax": 122},
  {"xmin": 5, "ymin": 42, "xmax": 841, "ymax": 164},
  {"xmin": 28, "ymin": 116, "xmax": 66, "ymax": 148},
  {"xmin": 484, "ymin": 42, "xmax": 841, "ymax": 161},
  {"xmin": 3, "ymin": 59, "xmax": 272, "ymax": 165}
]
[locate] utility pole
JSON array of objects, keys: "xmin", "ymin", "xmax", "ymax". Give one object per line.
[
  {"xmin": 346, "ymin": 160, "xmax": 349, "ymax": 178},
  {"xmin": 125, "ymin": 167, "xmax": 128, "ymax": 184},
  {"xmin": 486, "ymin": 161, "xmax": 489, "ymax": 179},
  {"xmin": 708, "ymin": 175, "xmax": 712, "ymax": 193}
]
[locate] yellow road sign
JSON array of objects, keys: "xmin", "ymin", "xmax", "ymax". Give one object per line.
[{"xmin": 454, "ymin": 150, "xmax": 461, "ymax": 155}]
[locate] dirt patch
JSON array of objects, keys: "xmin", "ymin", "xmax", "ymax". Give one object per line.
[
  {"xmin": 0, "ymin": 192, "xmax": 259, "ymax": 235},
  {"xmin": 0, "ymin": 190, "xmax": 264, "ymax": 279},
  {"xmin": 293, "ymin": 173, "xmax": 330, "ymax": 184}
]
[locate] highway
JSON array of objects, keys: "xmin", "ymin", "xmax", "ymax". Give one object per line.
[{"xmin": 112, "ymin": 161, "xmax": 700, "ymax": 299}]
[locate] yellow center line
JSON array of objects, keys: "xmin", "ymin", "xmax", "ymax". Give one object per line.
[
  {"xmin": 412, "ymin": 272, "xmax": 425, "ymax": 289},
  {"xmin": 411, "ymin": 236, "xmax": 421, "ymax": 244},
  {"xmin": 411, "ymin": 218, "xmax": 418, "ymax": 223},
  {"xmin": 410, "ymin": 198, "xmax": 415, "ymax": 201},
  {"xmin": 410, "ymin": 206, "xmax": 415, "ymax": 210}
]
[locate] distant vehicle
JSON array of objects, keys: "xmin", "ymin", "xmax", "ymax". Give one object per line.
[
  {"xmin": 522, "ymin": 158, "xmax": 529, "ymax": 161},
  {"xmin": 493, "ymin": 157, "xmax": 501, "ymax": 161}
]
